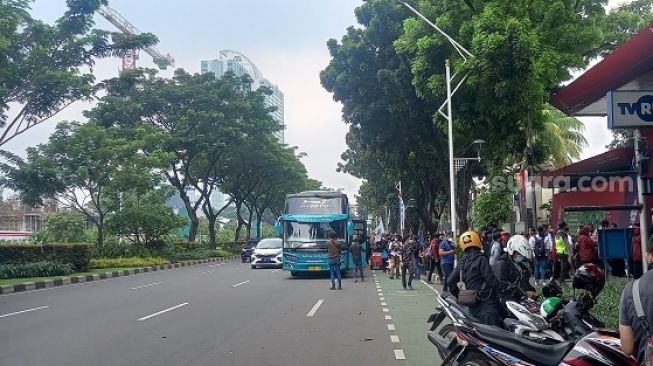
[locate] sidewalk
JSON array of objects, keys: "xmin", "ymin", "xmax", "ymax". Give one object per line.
[
  {"xmin": 0, "ymin": 255, "xmax": 239, "ymax": 295},
  {"xmin": 373, "ymin": 270, "xmax": 442, "ymax": 366}
]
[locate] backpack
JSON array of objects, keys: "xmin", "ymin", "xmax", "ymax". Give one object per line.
[
  {"xmin": 534, "ymin": 236, "xmax": 547, "ymax": 258},
  {"xmin": 633, "ymin": 279, "xmax": 653, "ymax": 366}
]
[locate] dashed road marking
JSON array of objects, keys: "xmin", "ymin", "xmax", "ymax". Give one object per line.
[
  {"xmin": 390, "ymin": 335, "xmax": 400, "ymax": 343},
  {"xmin": 199, "ymin": 269, "xmax": 217, "ymax": 275},
  {"xmin": 382, "ymin": 308, "xmax": 389, "ymax": 313},
  {"xmin": 131, "ymin": 282, "xmax": 163, "ymax": 290},
  {"xmin": 385, "ymin": 315, "xmax": 392, "ymax": 320},
  {"xmin": 232, "ymin": 280, "xmax": 251, "ymax": 288},
  {"xmin": 394, "ymin": 349, "xmax": 406, "ymax": 360},
  {"xmin": 387, "ymin": 324, "xmax": 396, "ymax": 331},
  {"xmin": 271, "ymin": 269, "xmax": 282, "ymax": 273},
  {"xmin": 138, "ymin": 303, "xmax": 188, "ymax": 321},
  {"xmin": 306, "ymin": 299, "xmax": 324, "ymax": 317},
  {"xmin": 381, "ymin": 302, "xmax": 387, "ymax": 306},
  {"xmin": 379, "ymin": 297, "xmax": 385, "ymax": 301},
  {"xmin": 0, "ymin": 305, "xmax": 49, "ymax": 319}
]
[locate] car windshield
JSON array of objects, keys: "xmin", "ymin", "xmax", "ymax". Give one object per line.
[
  {"xmin": 284, "ymin": 221, "xmax": 346, "ymax": 249},
  {"xmin": 256, "ymin": 239, "xmax": 282, "ymax": 249}
]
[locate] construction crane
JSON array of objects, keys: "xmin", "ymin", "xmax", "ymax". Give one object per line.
[{"xmin": 97, "ymin": 5, "xmax": 175, "ymax": 71}]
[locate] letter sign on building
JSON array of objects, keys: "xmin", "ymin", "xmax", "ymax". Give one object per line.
[{"xmin": 608, "ymin": 90, "xmax": 653, "ymax": 128}]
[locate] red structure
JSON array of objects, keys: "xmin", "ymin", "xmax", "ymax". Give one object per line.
[{"xmin": 547, "ymin": 22, "xmax": 653, "ymax": 229}]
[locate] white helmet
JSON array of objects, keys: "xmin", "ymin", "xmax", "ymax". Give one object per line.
[{"xmin": 506, "ymin": 235, "xmax": 531, "ymax": 260}]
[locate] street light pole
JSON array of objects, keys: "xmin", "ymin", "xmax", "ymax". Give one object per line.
[
  {"xmin": 446, "ymin": 60, "xmax": 457, "ymax": 236},
  {"xmin": 397, "ymin": 1, "xmax": 474, "ymax": 237}
]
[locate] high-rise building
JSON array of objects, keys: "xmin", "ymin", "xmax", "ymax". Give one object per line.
[{"xmin": 201, "ymin": 50, "xmax": 284, "ymax": 143}]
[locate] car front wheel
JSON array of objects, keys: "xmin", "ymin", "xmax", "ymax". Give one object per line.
[{"xmin": 251, "ymin": 265, "xmax": 256, "ymax": 269}]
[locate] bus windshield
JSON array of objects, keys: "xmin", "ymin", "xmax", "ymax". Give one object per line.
[{"xmin": 284, "ymin": 220, "xmax": 346, "ymax": 249}]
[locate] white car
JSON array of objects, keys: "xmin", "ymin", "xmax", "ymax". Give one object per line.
[{"xmin": 251, "ymin": 238, "xmax": 283, "ymax": 269}]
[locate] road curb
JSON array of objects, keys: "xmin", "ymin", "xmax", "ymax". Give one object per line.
[{"xmin": 0, "ymin": 255, "xmax": 239, "ymax": 295}]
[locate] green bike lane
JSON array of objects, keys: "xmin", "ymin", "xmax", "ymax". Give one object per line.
[{"xmin": 372, "ymin": 270, "xmax": 443, "ymax": 366}]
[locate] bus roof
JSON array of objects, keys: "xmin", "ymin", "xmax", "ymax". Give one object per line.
[{"xmin": 285, "ymin": 191, "xmax": 348, "ymax": 199}]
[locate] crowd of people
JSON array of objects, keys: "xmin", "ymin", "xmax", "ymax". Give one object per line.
[{"xmin": 369, "ymin": 232, "xmax": 457, "ymax": 290}]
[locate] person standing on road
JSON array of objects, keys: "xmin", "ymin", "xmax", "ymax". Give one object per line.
[
  {"xmin": 401, "ymin": 235, "xmax": 419, "ymax": 290},
  {"xmin": 388, "ymin": 236, "xmax": 402, "ymax": 279},
  {"xmin": 577, "ymin": 226, "xmax": 598, "ymax": 266},
  {"xmin": 439, "ymin": 234, "xmax": 456, "ymax": 292},
  {"xmin": 531, "ymin": 227, "xmax": 550, "ymax": 285},
  {"xmin": 350, "ymin": 237, "xmax": 364, "ymax": 283},
  {"xmin": 327, "ymin": 232, "xmax": 342, "ymax": 290},
  {"xmin": 489, "ymin": 230, "xmax": 503, "ymax": 267},
  {"xmin": 427, "ymin": 234, "xmax": 443, "ymax": 283}
]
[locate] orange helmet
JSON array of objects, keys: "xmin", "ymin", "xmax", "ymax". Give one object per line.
[{"xmin": 459, "ymin": 230, "xmax": 481, "ymax": 251}]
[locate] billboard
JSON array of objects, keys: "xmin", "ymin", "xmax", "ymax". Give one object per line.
[{"xmin": 607, "ymin": 90, "xmax": 653, "ymax": 128}]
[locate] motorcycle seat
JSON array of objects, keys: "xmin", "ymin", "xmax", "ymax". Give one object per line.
[{"xmin": 474, "ymin": 323, "xmax": 574, "ymax": 366}]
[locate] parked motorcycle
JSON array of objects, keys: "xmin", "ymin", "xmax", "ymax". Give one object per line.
[{"xmin": 427, "ymin": 293, "xmax": 637, "ymax": 366}]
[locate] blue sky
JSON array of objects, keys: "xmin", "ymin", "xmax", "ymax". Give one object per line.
[{"xmin": 7, "ymin": 0, "xmax": 625, "ymax": 200}]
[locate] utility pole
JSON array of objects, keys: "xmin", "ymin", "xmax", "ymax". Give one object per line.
[{"xmin": 635, "ymin": 129, "xmax": 650, "ymax": 274}]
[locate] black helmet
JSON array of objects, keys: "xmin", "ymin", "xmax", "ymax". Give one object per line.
[
  {"xmin": 542, "ymin": 281, "xmax": 563, "ymax": 298},
  {"xmin": 572, "ymin": 263, "xmax": 605, "ymax": 298}
]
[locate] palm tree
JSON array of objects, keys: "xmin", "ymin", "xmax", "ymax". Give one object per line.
[{"xmin": 534, "ymin": 104, "xmax": 588, "ymax": 169}]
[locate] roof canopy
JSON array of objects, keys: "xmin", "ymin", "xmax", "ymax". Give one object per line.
[
  {"xmin": 550, "ymin": 22, "xmax": 653, "ymax": 116},
  {"xmin": 541, "ymin": 146, "xmax": 634, "ymax": 188}
]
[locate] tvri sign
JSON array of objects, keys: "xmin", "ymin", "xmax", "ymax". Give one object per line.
[{"xmin": 608, "ymin": 90, "xmax": 653, "ymax": 128}]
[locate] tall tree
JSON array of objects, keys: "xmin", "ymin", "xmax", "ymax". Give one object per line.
[
  {"xmin": 321, "ymin": 0, "xmax": 450, "ymax": 233},
  {"xmin": 87, "ymin": 69, "xmax": 280, "ymax": 243},
  {"xmin": 0, "ymin": 0, "xmax": 157, "ymax": 147},
  {"xmin": 1, "ymin": 121, "xmax": 166, "ymax": 249}
]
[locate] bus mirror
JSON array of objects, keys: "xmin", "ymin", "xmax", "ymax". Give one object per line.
[
  {"xmin": 274, "ymin": 221, "xmax": 282, "ymax": 237},
  {"xmin": 347, "ymin": 221, "xmax": 354, "ymax": 237}
]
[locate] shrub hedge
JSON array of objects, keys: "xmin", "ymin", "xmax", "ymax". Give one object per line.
[
  {"xmin": 166, "ymin": 249, "xmax": 217, "ymax": 262},
  {"xmin": 90, "ymin": 256, "xmax": 170, "ymax": 269},
  {"xmin": 0, "ymin": 244, "xmax": 92, "ymax": 271},
  {"xmin": 0, "ymin": 261, "xmax": 74, "ymax": 279}
]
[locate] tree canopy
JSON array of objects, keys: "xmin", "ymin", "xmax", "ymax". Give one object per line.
[
  {"xmin": 323, "ymin": 0, "xmax": 653, "ymax": 232},
  {"xmin": 0, "ymin": 0, "xmax": 157, "ymax": 147}
]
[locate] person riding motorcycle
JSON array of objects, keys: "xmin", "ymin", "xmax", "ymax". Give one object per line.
[
  {"xmin": 493, "ymin": 234, "xmax": 537, "ymax": 303},
  {"xmin": 447, "ymin": 230, "xmax": 509, "ymax": 327}
]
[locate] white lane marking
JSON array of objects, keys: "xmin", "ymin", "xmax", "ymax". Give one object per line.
[
  {"xmin": 390, "ymin": 335, "xmax": 400, "ymax": 343},
  {"xmin": 306, "ymin": 299, "xmax": 324, "ymax": 317},
  {"xmin": 232, "ymin": 280, "xmax": 251, "ymax": 288},
  {"xmin": 137, "ymin": 303, "xmax": 188, "ymax": 321},
  {"xmin": 382, "ymin": 308, "xmax": 389, "ymax": 313},
  {"xmin": 394, "ymin": 349, "xmax": 406, "ymax": 360},
  {"xmin": 381, "ymin": 302, "xmax": 387, "ymax": 306},
  {"xmin": 379, "ymin": 292, "xmax": 384, "ymax": 296},
  {"xmin": 387, "ymin": 324, "xmax": 396, "ymax": 331},
  {"xmin": 271, "ymin": 269, "xmax": 282, "ymax": 273},
  {"xmin": 208, "ymin": 263, "xmax": 222, "ymax": 268},
  {"xmin": 377, "ymin": 289, "xmax": 382, "ymax": 292},
  {"xmin": 0, "ymin": 305, "xmax": 49, "ymax": 319},
  {"xmin": 379, "ymin": 297, "xmax": 385, "ymax": 301},
  {"xmin": 385, "ymin": 315, "xmax": 392, "ymax": 320},
  {"xmin": 131, "ymin": 282, "xmax": 163, "ymax": 290},
  {"xmin": 199, "ymin": 269, "xmax": 217, "ymax": 275},
  {"xmin": 421, "ymin": 280, "xmax": 440, "ymax": 295}
]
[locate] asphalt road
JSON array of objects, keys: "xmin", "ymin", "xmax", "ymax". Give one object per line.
[{"xmin": 0, "ymin": 261, "xmax": 416, "ymax": 366}]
